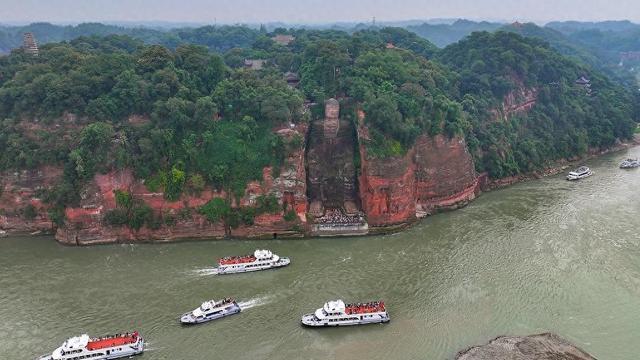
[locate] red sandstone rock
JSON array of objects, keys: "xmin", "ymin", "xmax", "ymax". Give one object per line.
[
  {"xmin": 56, "ymin": 124, "xmax": 308, "ymax": 245},
  {"xmin": 491, "ymin": 83, "xmax": 538, "ymax": 121},
  {"xmin": 0, "ymin": 166, "xmax": 62, "ymax": 233},
  {"xmin": 358, "ymin": 124, "xmax": 479, "ymax": 227},
  {"xmin": 414, "ymin": 135, "xmax": 479, "ymax": 216},
  {"xmin": 359, "ymin": 147, "xmax": 417, "ymax": 227}
]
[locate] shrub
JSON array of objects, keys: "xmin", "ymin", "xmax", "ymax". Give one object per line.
[
  {"xmin": 199, "ymin": 198, "xmax": 230, "ymax": 223},
  {"xmin": 104, "ymin": 208, "xmax": 129, "ymax": 226},
  {"xmin": 239, "ymin": 207, "xmax": 256, "ymax": 225},
  {"xmin": 163, "ymin": 211, "xmax": 177, "ymax": 226},
  {"xmin": 178, "ymin": 207, "xmax": 192, "ymax": 220},
  {"xmin": 145, "ymin": 175, "xmax": 163, "ymax": 193},
  {"xmin": 48, "ymin": 206, "xmax": 66, "ymax": 227},
  {"xmin": 284, "ymin": 210, "xmax": 297, "ymax": 222},
  {"xmin": 114, "ymin": 189, "xmax": 133, "ymax": 209},
  {"xmin": 187, "ymin": 173, "xmax": 205, "ymax": 194},
  {"xmin": 256, "ymin": 194, "xmax": 280, "ymax": 214},
  {"xmin": 129, "ymin": 204, "xmax": 153, "ymax": 230},
  {"xmin": 165, "ymin": 166, "xmax": 186, "ymax": 201},
  {"xmin": 23, "ymin": 204, "xmax": 38, "ymax": 220}
]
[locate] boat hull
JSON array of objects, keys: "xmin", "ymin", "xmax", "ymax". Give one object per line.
[
  {"xmin": 216, "ymin": 257, "xmax": 290, "ymax": 275},
  {"xmin": 301, "ymin": 313, "xmax": 390, "ymax": 327},
  {"xmin": 180, "ymin": 303, "xmax": 241, "ymax": 324},
  {"xmin": 566, "ymin": 171, "xmax": 593, "ymax": 181}
]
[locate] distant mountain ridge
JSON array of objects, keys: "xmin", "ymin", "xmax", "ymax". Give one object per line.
[
  {"xmin": 546, "ymin": 20, "xmax": 640, "ymax": 34},
  {"xmin": 406, "ymin": 19, "xmax": 504, "ymax": 47}
]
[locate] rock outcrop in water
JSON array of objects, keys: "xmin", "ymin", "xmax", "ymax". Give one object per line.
[{"xmin": 455, "ymin": 333, "xmax": 597, "ymax": 360}]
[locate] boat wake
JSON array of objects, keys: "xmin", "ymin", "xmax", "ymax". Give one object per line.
[
  {"xmin": 238, "ymin": 295, "xmax": 273, "ymax": 310},
  {"xmin": 190, "ymin": 268, "xmax": 218, "ymax": 276},
  {"xmin": 142, "ymin": 341, "xmax": 160, "ymax": 352}
]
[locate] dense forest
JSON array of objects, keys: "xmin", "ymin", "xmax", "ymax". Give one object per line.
[
  {"xmin": 0, "ymin": 24, "xmax": 637, "ymax": 226},
  {"xmin": 3, "ymin": 20, "xmax": 640, "ymax": 85},
  {"xmin": 438, "ymin": 31, "xmax": 636, "ymax": 177}
]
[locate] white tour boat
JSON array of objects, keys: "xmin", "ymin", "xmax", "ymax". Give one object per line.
[
  {"xmin": 566, "ymin": 166, "xmax": 593, "ymax": 181},
  {"xmin": 301, "ymin": 300, "xmax": 390, "ymax": 327},
  {"xmin": 37, "ymin": 332, "xmax": 144, "ymax": 360},
  {"xmin": 180, "ymin": 298, "xmax": 241, "ymax": 324},
  {"xmin": 620, "ymin": 158, "xmax": 640, "ymax": 169},
  {"xmin": 215, "ymin": 249, "xmax": 290, "ymax": 275}
]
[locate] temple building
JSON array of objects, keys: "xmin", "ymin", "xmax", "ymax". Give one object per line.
[
  {"xmin": 23, "ymin": 33, "xmax": 39, "ymax": 56},
  {"xmin": 272, "ymin": 34, "xmax": 295, "ymax": 46},
  {"xmin": 244, "ymin": 59, "xmax": 267, "ymax": 70},
  {"xmin": 284, "ymin": 72, "xmax": 300, "ymax": 87}
]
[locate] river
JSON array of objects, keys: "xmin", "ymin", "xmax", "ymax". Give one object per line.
[{"xmin": 2, "ymin": 146, "xmax": 640, "ymax": 360}]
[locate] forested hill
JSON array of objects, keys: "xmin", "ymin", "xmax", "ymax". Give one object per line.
[
  {"xmin": 438, "ymin": 31, "xmax": 637, "ymax": 178},
  {"xmin": 0, "ymin": 27, "xmax": 636, "ymax": 224},
  {"xmin": 546, "ymin": 20, "xmax": 640, "ymax": 34},
  {"xmin": 0, "ymin": 22, "xmax": 263, "ymax": 54},
  {"xmin": 501, "ymin": 22, "xmax": 640, "ymax": 88},
  {"xmin": 0, "ymin": 20, "xmax": 502, "ymax": 53}
]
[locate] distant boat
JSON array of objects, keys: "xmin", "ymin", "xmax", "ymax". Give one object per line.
[
  {"xmin": 180, "ymin": 298, "xmax": 241, "ymax": 325},
  {"xmin": 566, "ymin": 166, "xmax": 593, "ymax": 181},
  {"xmin": 620, "ymin": 158, "xmax": 640, "ymax": 169},
  {"xmin": 0, "ymin": 230, "xmax": 7, "ymax": 238},
  {"xmin": 301, "ymin": 300, "xmax": 390, "ymax": 327},
  {"xmin": 215, "ymin": 249, "xmax": 290, "ymax": 275}
]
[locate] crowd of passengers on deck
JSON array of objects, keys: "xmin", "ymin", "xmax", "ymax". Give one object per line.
[
  {"xmin": 89, "ymin": 332, "xmax": 137, "ymax": 342},
  {"xmin": 345, "ymin": 301, "xmax": 385, "ymax": 315},
  {"xmin": 315, "ymin": 209, "xmax": 365, "ymax": 226},
  {"xmin": 219, "ymin": 255, "xmax": 256, "ymax": 265}
]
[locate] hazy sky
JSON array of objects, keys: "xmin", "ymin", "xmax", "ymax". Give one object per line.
[{"xmin": 2, "ymin": 0, "xmax": 639, "ymax": 24}]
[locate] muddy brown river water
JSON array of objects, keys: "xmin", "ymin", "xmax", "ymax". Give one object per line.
[{"xmin": 2, "ymin": 146, "xmax": 640, "ymax": 360}]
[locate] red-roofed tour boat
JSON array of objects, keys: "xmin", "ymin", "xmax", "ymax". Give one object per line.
[
  {"xmin": 215, "ymin": 249, "xmax": 290, "ymax": 274},
  {"xmin": 37, "ymin": 331, "xmax": 144, "ymax": 360}
]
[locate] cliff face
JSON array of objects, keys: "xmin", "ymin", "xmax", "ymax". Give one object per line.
[
  {"xmin": 491, "ymin": 84, "xmax": 538, "ymax": 121},
  {"xmin": 55, "ymin": 124, "xmax": 308, "ymax": 245},
  {"xmin": 414, "ymin": 135, "xmax": 479, "ymax": 217},
  {"xmin": 0, "ymin": 166, "xmax": 62, "ymax": 233},
  {"xmin": 359, "ymin": 145, "xmax": 417, "ymax": 227},
  {"xmin": 56, "ymin": 169, "xmax": 228, "ymax": 245},
  {"xmin": 358, "ymin": 121, "xmax": 479, "ymax": 228},
  {"xmin": 0, "ymin": 118, "xmax": 483, "ymax": 242}
]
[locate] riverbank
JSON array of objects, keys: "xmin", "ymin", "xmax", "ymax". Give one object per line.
[
  {"xmin": 483, "ymin": 136, "xmax": 640, "ymax": 191},
  {"xmin": 1, "ymin": 138, "xmax": 638, "ymax": 244}
]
